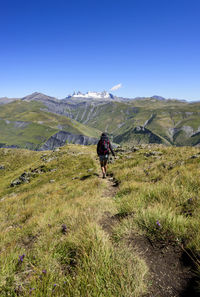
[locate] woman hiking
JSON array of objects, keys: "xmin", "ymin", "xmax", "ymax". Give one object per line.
[{"xmin": 97, "ymin": 133, "xmax": 115, "ymax": 178}]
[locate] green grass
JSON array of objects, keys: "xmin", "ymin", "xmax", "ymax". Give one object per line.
[
  {"xmin": 0, "ymin": 145, "xmax": 147, "ymax": 297},
  {"xmin": 2, "ymin": 98, "xmax": 200, "ymax": 147},
  {"xmin": 110, "ymin": 146, "xmax": 200, "ymax": 252},
  {"xmin": 1, "ymin": 144, "xmax": 200, "ymax": 296},
  {"xmin": 68, "ymin": 98, "xmax": 200, "ymax": 146},
  {"xmin": 0, "ymin": 119, "xmax": 58, "ymax": 149},
  {"xmin": 0, "ymin": 101, "xmax": 101, "ymax": 149}
]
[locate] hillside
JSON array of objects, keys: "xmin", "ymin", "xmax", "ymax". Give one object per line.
[
  {"xmin": 67, "ymin": 98, "xmax": 200, "ymax": 146},
  {"xmin": 1, "ymin": 92, "xmax": 200, "ymax": 147},
  {"xmin": 19, "ymin": 92, "xmax": 200, "ymax": 146},
  {"xmin": 0, "ymin": 100, "xmax": 100, "ymax": 149},
  {"xmin": 0, "ymin": 144, "xmax": 200, "ymax": 296}
]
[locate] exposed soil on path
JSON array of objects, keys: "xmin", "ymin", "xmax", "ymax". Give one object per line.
[
  {"xmin": 100, "ymin": 174, "xmax": 119, "ymax": 198},
  {"xmin": 128, "ymin": 234, "xmax": 199, "ymax": 297},
  {"xmin": 98, "ymin": 170, "xmax": 199, "ymax": 297}
]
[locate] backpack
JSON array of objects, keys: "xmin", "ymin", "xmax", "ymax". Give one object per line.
[{"xmin": 99, "ymin": 137, "xmax": 110, "ymax": 155}]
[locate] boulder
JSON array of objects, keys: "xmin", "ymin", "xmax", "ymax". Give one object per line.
[{"xmin": 10, "ymin": 178, "xmax": 22, "ymax": 187}]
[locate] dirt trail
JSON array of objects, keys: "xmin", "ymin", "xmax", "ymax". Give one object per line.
[
  {"xmin": 128, "ymin": 235, "xmax": 198, "ymax": 297},
  {"xmin": 101, "ymin": 175, "xmax": 118, "ymax": 198},
  {"xmin": 97, "ymin": 165, "xmax": 199, "ymax": 297}
]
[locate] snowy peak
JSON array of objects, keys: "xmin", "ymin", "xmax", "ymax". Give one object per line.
[{"xmin": 69, "ymin": 91, "xmax": 114, "ymax": 100}]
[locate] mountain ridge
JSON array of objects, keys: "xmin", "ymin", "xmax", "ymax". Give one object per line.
[
  {"xmin": 1, "ymin": 91, "xmax": 200, "ymax": 148},
  {"xmin": 1, "ymin": 91, "xmax": 199, "ymax": 103}
]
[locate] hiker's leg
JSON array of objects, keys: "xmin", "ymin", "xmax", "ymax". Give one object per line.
[
  {"xmin": 100, "ymin": 160, "xmax": 105, "ymax": 176},
  {"xmin": 103, "ymin": 160, "xmax": 107, "ymax": 177},
  {"xmin": 104, "ymin": 160, "xmax": 108, "ymax": 174}
]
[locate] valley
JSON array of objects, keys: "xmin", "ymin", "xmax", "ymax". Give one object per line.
[{"xmin": 1, "ymin": 92, "xmax": 200, "ymax": 150}]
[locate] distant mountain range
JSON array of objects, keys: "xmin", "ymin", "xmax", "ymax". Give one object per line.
[
  {"xmin": 0, "ymin": 91, "xmax": 200, "ymax": 149},
  {"xmin": 1, "ymin": 91, "xmax": 195, "ymax": 104}
]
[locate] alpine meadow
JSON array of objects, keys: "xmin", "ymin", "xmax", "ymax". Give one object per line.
[
  {"xmin": 0, "ymin": 143, "xmax": 200, "ymax": 296},
  {"xmin": 1, "ymin": 0, "xmax": 200, "ymax": 296}
]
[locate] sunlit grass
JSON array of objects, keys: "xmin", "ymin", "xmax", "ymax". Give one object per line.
[
  {"xmin": 110, "ymin": 145, "xmax": 200, "ymax": 254},
  {"xmin": 1, "ymin": 144, "xmax": 200, "ymax": 296},
  {"xmin": 0, "ymin": 145, "xmax": 147, "ymax": 296}
]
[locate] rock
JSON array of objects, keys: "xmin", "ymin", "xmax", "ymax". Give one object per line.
[
  {"xmin": 41, "ymin": 153, "xmax": 48, "ymax": 158},
  {"xmin": 190, "ymin": 154, "xmax": 200, "ymax": 159},
  {"xmin": 125, "ymin": 156, "xmax": 132, "ymax": 159},
  {"xmin": 131, "ymin": 147, "xmax": 139, "ymax": 152},
  {"xmin": 10, "ymin": 165, "xmax": 49, "ymax": 187},
  {"xmin": 6, "ymin": 226, "xmax": 14, "ymax": 231},
  {"xmin": 115, "ymin": 148, "xmax": 126, "ymax": 153},
  {"xmin": 168, "ymin": 164, "xmax": 174, "ymax": 170},
  {"xmin": 145, "ymin": 151, "xmax": 163, "ymax": 157},
  {"xmin": 20, "ymin": 172, "xmax": 31, "ymax": 182},
  {"xmin": 10, "ymin": 178, "xmax": 22, "ymax": 187},
  {"xmin": 44, "ymin": 157, "xmax": 57, "ymax": 163},
  {"xmin": 61, "ymin": 224, "xmax": 67, "ymax": 234},
  {"xmin": 0, "ymin": 165, "xmax": 5, "ymax": 170},
  {"xmin": 49, "ymin": 180, "xmax": 55, "ymax": 183},
  {"xmin": 108, "ymin": 156, "xmax": 115, "ymax": 163},
  {"xmin": 87, "ymin": 168, "xmax": 94, "ymax": 172},
  {"xmin": 30, "ymin": 165, "xmax": 48, "ymax": 174}
]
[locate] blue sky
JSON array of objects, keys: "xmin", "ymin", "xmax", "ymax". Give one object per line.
[{"xmin": 0, "ymin": 0, "xmax": 200, "ymax": 100}]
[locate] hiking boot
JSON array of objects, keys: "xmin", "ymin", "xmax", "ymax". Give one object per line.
[{"xmin": 103, "ymin": 173, "xmax": 106, "ymax": 179}]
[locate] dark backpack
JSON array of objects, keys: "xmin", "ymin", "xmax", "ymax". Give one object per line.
[{"xmin": 99, "ymin": 137, "xmax": 110, "ymax": 155}]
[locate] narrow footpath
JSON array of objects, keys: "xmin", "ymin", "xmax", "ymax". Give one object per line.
[{"xmin": 96, "ymin": 160, "xmax": 199, "ymax": 297}]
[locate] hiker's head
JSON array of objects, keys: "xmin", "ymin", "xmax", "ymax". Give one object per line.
[{"xmin": 101, "ymin": 132, "xmax": 107, "ymax": 138}]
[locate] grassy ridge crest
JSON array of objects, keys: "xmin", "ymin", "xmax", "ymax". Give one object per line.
[{"xmin": 0, "ymin": 144, "xmax": 200, "ymax": 296}]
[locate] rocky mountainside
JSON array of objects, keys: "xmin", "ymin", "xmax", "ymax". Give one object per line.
[
  {"xmin": 0, "ymin": 99, "xmax": 100, "ymax": 150},
  {"xmin": 0, "ymin": 97, "xmax": 20, "ymax": 105},
  {"xmin": 40, "ymin": 131, "xmax": 98, "ymax": 150},
  {"xmin": 1, "ymin": 91, "xmax": 200, "ymax": 148}
]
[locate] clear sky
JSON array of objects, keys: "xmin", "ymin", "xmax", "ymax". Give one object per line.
[{"xmin": 0, "ymin": 0, "xmax": 200, "ymax": 101}]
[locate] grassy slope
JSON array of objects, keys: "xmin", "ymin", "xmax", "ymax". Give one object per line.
[
  {"xmin": 110, "ymin": 146, "xmax": 200, "ymax": 257},
  {"xmin": 70, "ymin": 99, "xmax": 200, "ymax": 145},
  {"xmin": 123, "ymin": 100, "xmax": 200, "ymax": 146},
  {"xmin": 0, "ymin": 119, "xmax": 57, "ymax": 149},
  {"xmin": 1, "ymin": 98, "xmax": 200, "ymax": 147},
  {"xmin": 128, "ymin": 100, "xmax": 200, "ymax": 146},
  {"xmin": 0, "ymin": 146, "xmax": 147, "ymax": 297},
  {"xmin": 78, "ymin": 102, "xmax": 132, "ymax": 133},
  {"xmin": 1, "ymin": 145, "xmax": 200, "ymax": 296},
  {"xmin": 0, "ymin": 101, "xmax": 100, "ymax": 149}
]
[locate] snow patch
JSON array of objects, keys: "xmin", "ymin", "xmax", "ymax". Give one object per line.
[{"xmin": 70, "ymin": 91, "xmax": 113, "ymax": 100}]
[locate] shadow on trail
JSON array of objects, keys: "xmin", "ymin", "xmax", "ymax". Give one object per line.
[
  {"xmin": 80, "ymin": 173, "xmax": 99, "ymax": 181},
  {"xmin": 180, "ymin": 276, "xmax": 199, "ymax": 297},
  {"xmin": 179, "ymin": 250, "xmax": 200, "ymax": 297}
]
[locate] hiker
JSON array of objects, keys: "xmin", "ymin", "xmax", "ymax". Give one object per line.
[{"xmin": 97, "ymin": 133, "xmax": 115, "ymax": 178}]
